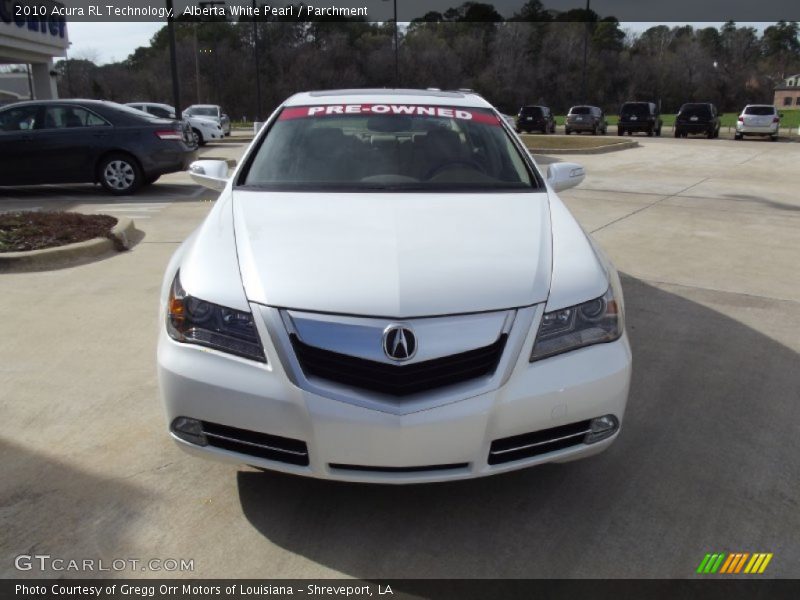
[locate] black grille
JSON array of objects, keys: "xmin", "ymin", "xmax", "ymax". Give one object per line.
[
  {"xmin": 488, "ymin": 420, "xmax": 591, "ymax": 465},
  {"xmin": 290, "ymin": 334, "xmax": 507, "ymax": 396},
  {"xmin": 201, "ymin": 421, "xmax": 309, "ymax": 466},
  {"xmin": 329, "ymin": 463, "xmax": 469, "ymax": 474}
]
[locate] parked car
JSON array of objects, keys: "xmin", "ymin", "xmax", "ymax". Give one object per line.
[
  {"xmin": 0, "ymin": 99, "xmax": 196, "ymax": 194},
  {"xmin": 565, "ymin": 105, "xmax": 607, "ymax": 135},
  {"xmin": 183, "ymin": 104, "xmax": 231, "ymax": 136},
  {"xmin": 516, "ymin": 105, "xmax": 556, "ymax": 134},
  {"xmin": 617, "ymin": 102, "xmax": 662, "ymax": 136},
  {"xmin": 158, "ymin": 89, "xmax": 631, "ymax": 483},
  {"xmin": 735, "ymin": 105, "xmax": 780, "ymax": 141},
  {"xmin": 674, "ymin": 103, "xmax": 720, "ymax": 138},
  {"xmin": 127, "ymin": 102, "xmax": 222, "ymax": 146}
]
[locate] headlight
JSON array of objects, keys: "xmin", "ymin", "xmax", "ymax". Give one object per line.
[
  {"xmin": 530, "ymin": 284, "xmax": 623, "ymax": 362},
  {"xmin": 166, "ymin": 272, "xmax": 266, "ymax": 363}
]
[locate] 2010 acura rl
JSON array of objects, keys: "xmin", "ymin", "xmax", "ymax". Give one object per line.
[{"xmin": 158, "ymin": 89, "xmax": 632, "ymax": 484}]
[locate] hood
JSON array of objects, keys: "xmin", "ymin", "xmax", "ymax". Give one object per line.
[{"xmin": 232, "ymin": 191, "xmax": 552, "ymax": 317}]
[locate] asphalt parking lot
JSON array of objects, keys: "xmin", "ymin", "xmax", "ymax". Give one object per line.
[{"xmin": 1, "ymin": 135, "xmax": 798, "ymax": 579}]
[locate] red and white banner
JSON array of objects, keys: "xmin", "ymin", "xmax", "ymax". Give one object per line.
[{"xmin": 279, "ymin": 105, "xmax": 500, "ymax": 125}]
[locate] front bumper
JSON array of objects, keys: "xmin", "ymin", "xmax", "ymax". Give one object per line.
[{"xmin": 158, "ymin": 308, "xmax": 632, "ymax": 484}]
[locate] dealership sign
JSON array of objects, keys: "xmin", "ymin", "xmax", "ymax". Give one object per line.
[{"xmin": 0, "ymin": 0, "xmax": 68, "ymax": 50}]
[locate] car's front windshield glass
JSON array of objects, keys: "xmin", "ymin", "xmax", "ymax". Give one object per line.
[{"xmin": 241, "ymin": 104, "xmax": 537, "ymax": 191}]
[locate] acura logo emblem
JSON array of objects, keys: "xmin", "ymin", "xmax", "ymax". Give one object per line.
[{"xmin": 383, "ymin": 324, "xmax": 417, "ymax": 361}]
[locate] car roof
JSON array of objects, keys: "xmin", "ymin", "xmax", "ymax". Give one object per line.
[
  {"xmin": 569, "ymin": 105, "xmax": 599, "ymax": 109},
  {"xmin": 744, "ymin": 104, "xmax": 775, "ymax": 108},
  {"xmin": 285, "ymin": 89, "xmax": 493, "ymax": 109},
  {"xmin": 186, "ymin": 104, "xmax": 220, "ymax": 108},
  {"xmin": 3, "ymin": 99, "xmax": 114, "ymax": 107}
]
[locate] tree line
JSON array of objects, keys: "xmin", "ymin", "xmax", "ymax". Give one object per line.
[{"xmin": 54, "ymin": 2, "xmax": 800, "ymax": 119}]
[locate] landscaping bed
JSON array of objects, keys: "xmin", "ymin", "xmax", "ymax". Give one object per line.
[{"xmin": 0, "ymin": 211, "xmax": 118, "ymax": 253}]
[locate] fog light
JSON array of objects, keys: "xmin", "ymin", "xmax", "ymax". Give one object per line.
[
  {"xmin": 585, "ymin": 415, "xmax": 619, "ymax": 444},
  {"xmin": 171, "ymin": 417, "xmax": 207, "ymax": 446}
]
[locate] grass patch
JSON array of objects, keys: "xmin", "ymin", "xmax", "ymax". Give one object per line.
[{"xmin": 0, "ymin": 212, "xmax": 118, "ymax": 253}]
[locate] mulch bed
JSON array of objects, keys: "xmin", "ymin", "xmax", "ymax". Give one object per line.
[{"xmin": 0, "ymin": 211, "xmax": 118, "ymax": 253}]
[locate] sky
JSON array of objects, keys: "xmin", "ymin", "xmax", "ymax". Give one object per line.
[{"xmin": 65, "ymin": 21, "xmax": 771, "ymax": 66}]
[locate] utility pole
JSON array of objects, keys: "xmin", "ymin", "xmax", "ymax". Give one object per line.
[
  {"xmin": 193, "ymin": 24, "xmax": 201, "ymax": 103},
  {"xmin": 166, "ymin": 0, "xmax": 181, "ymax": 116},
  {"xmin": 382, "ymin": 0, "xmax": 399, "ymax": 87}
]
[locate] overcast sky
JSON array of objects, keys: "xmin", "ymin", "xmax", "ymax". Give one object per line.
[{"xmin": 65, "ymin": 21, "xmax": 771, "ymax": 65}]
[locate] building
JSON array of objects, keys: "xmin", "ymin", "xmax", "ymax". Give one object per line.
[
  {"xmin": 773, "ymin": 74, "xmax": 800, "ymax": 109},
  {"xmin": 1, "ymin": 1, "xmax": 68, "ymax": 101}
]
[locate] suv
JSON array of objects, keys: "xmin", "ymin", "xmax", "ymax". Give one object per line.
[
  {"xmin": 516, "ymin": 105, "xmax": 556, "ymax": 134},
  {"xmin": 565, "ymin": 105, "xmax": 607, "ymax": 135},
  {"xmin": 735, "ymin": 105, "xmax": 780, "ymax": 141},
  {"xmin": 674, "ymin": 103, "xmax": 720, "ymax": 139},
  {"xmin": 618, "ymin": 102, "xmax": 662, "ymax": 136},
  {"xmin": 183, "ymin": 104, "xmax": 231, "ymax": 136}
]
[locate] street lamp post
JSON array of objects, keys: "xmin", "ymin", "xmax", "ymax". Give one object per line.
[{"xmin": 252, "ymin": 0, "xmax": 263, "ymax": 121}]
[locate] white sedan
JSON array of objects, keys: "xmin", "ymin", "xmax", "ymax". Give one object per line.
[{"xmin": 158, "ymin": 89, "xmax": 631, "ymax": 484}]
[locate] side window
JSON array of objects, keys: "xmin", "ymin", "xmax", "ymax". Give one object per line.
[
  {"xmin": 0, "ymin": 105, "xmax": 40, "ymax": 132},
  {"xmin": 42, "ymin": 106, "xmax": 109, "ymax": 129}
]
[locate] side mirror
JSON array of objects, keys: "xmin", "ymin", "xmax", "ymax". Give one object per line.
[
  {"xmin": 189, "ymin": 159, "xmax": 230, "ymax": 191},
  {"xmin": 547, "ymin": 162, "xmax": 585, "ymax": 192}
]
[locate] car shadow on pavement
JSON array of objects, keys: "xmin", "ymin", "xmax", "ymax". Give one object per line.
[
  {"xmin": 0, "ymin": 438, "xmax": 150, "ymax": 578},
  {"xmin": 236, "ymin": 275, "xmax": 800, "ymax": 578}
]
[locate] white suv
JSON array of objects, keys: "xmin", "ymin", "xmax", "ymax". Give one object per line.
[
  {"xmin": 735, "ymin": 104, "xmax": 781, "ymax": 141},
  {"xmin": 158, "ymin": 89, "xmax": 632, "ymax": 484}
]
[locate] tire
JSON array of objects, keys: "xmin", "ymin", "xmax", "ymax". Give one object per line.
[
  {"xmin": 617, "ymin": 128, "xmax": 624, "ymax": 136},
  {"xmin": 674, "ymin": 129, "xmax": 681, "ymax": 138},
  {"xmin": 770, "ymin": 134, "xmax": 778, "ymax": 142},
  {"xmin": 98, "ymin": 153, "xmax": 143, "ymax": 195},
  {"xmin": 656, "ymin": 127, "xmax": 661, "ymax": 137},
  {"xmin": 734, "ymin": 132, "xmax": 743, "ymax": 140},
  {"xmin": 707, "ymin": 128, "xmax": 714, "ymax": 139},
  {"xmin": 541, "ymin": 126, "xmax": 547, "ymax": 134},
  {"xmin": 647, "ymin": 127, "xmax": 654, "ymax": 137},
  {"xmin": 192, "ymin": 128, "xmax": 206, "ymax": 146},
  {"xmin": 591, "ymin": 125, "xmax": 598, "ymax": 135},
  {"xmin": 565, "ymin": 129, "xmax": 571, "ymax": 135}
]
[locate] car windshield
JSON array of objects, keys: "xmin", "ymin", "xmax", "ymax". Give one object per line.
[
  {"xmin": 519, "ymin": 106, "xmax": 543, "ymax": 117},
  {"xmin": 744, "ymin": 106, "xmax": 775, "ymax": 115},
  {"xmin": 679, "ymin": 104, "xmax": 711, "ymax": 118},
  {"xmin": 241, "ymin": 104, "xmax": 537, "ymax": 191},
  {"xmin": 191, "ymin": 107, "xmax": 218, "ymax": 117},
  {"xmin": 569, "ymin": 106, "xmax": 592, "ymax": 115},
  {"xmin": 621, "ymin": 103, "xmax": 650, "ymax": 117}
]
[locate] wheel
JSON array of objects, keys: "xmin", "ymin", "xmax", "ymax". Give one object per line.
[
  {"xmin": 565, "ymin": 129, "xmax": 571, "ymax": 135},
  {"xmin": 192, "ymin": 128, "xmax": 206, "ymax": 146},
  {"xmin": 591, "ymin": 125, "xmax": 598, "ymax": 135},
  {"xmin": 734, "ymin": 132, "xmax": 743, "ymax": 140},
  {"xmin": 541, "ymin": 126, "xmax": 548, "ymax": 134},
  {"xmin": 98, "ymin": 153, "xmax": 142, "ymax": 195},
  {"xmin": 224, "ymin": 131, "xmax": 231, "ymax": 137},
  {"xmin": 770, "ymin": 134, "xmax": 778, "ymax": 142},
  {"xmin": 656, "ymin": 127, "xmax": 661, "ymax": 137},
  {"xmin": 647, "ymin": 128, "xmax": 654, "ymax": 137},
  {"xmin": 707, "ymin": 129, "xmax": 714, "ymax": 139},
  {"xmin": 617, "ymin": 128, "xmax": 623, "ymax": 136}
]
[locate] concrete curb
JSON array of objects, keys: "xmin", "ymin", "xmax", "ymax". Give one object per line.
[
  {"xmin": 0, "ymin": 217, "xmax": 136, "ymax": 273},
  {"xmin": 525, "ymin": 140, "xmax": 639, "ymax": 155}
]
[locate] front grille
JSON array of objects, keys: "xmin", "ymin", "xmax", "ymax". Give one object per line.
[
  {"xmin": 201, "ymin": 421, "xmax": 309, "ymax": 466},
  {"xmin": 290, "ymin": 334, "xmax": 507, "ymax": 397},
  {"xmin": 329, "ymin": 463, "xmax": 469, "ymax": 474},
  {"xmin": 488, "ymin": 420, "xmax": 591, "ymax": 465}
]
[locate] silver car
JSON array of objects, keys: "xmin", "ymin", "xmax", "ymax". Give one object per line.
[{"xmin": 735, "ymin": 105, "xmax": 780, "ymax": 141}]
